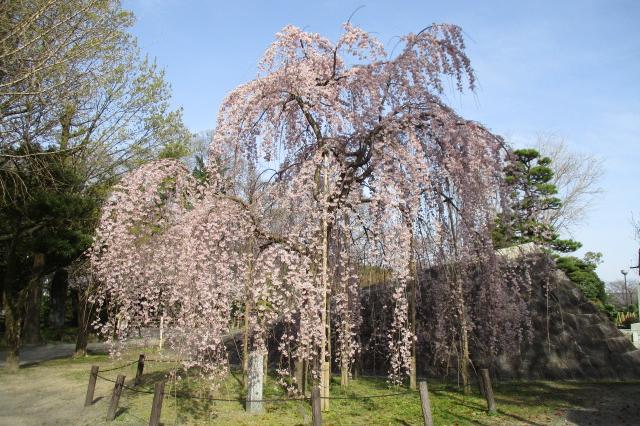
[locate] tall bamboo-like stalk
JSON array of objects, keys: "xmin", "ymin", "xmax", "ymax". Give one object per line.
[
  {"xmin": 242, "ymin": 238, "xmax": 254, "ymax": 389},
  {"xmin": 445, "ymin": 190, "xmax": 471, "ymax": 395},
  {"xmin": 340, "ymin": 269, "xmax": 350, "ymax": 388},
  {"xmin": 408, "ymin": 230, "xmax": 418, "ymax": 390},
  {"xmin": 338, "ymin": 214, "xmax": 350, "ymax": 389},
  {"xmin": 319, "ymin": 153, "xmax": 331, "ymax": 410}
]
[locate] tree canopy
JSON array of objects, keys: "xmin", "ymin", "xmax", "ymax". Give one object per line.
[{"xmin": 91, "ymin": 22, "xmax": 532, "ymax": 402}]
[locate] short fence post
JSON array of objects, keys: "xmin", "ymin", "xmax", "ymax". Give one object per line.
[
  {"xmin": 149, "ymin": 380, "xmax": 165, "ymax": 426},
  {"xmin": 106, "ymin": 374, "xmax": 126, "ymax": 421},
  {"xmin": 480, "ymin": 368, "xmax": 496, "ymax": 414},
  {"xmin": 85, "ymin": 365, "xmax": 99, "ymax": 407},
  {"xmin": 311, "ymin": 386, "xmax": 322, "ymax": 426},
  {"xmin": 418, "ymin": 380, "xmax": 434, "ymax": 426},
  {"xmin": 135, "ymin": 354, "xmax": 145, "ymax": 385}
]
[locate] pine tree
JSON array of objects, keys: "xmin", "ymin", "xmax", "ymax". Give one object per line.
[{"xmin": 493, "ymin": 148, "xmax": 581, "ymax": 252}]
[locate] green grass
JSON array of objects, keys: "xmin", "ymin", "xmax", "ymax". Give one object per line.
[
  {"xmin": 89, "ymin": 359, "xmax": 640, "ymax": 425},
  {"xmin": 6, "ymin": 350, "xmax": 640, "ymax": 425}
]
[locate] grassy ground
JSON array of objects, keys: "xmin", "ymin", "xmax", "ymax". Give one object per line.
[{"xmin": 2, "ymin": 349, "xmax": 640, "ymax": 425}]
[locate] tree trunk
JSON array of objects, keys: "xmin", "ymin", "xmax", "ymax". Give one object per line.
[
  {"xmin": 22, "ymin": 277, "xmax": 43, "ymax": 345},
  {"xmin": 3, "ymin": 292, "xmax": 21, "ymax": 372},
  {"xmin": 460, "ymin": 320, "xmax": 471, "ymax": 395},
  {"xmin": 2, "ymin": 235, "xmax": 21, "ymax": 372},
  {"xmin": 444, "ymin": 186, "xmax": 471, "ymax": 395},
  {"xmin": 159, "ymin": 314, "xmax": 164, "ymax": 349},
  {"xmin": 70, "ymin": 286, "xmax": 79, "ymax": 326},
  {"xmin": 74, "ymin": 286, "xmax": 93, "ymax": 357},
  {"xmin": 22, "ymin": 253, "xmax": 46, "ymax": 345},
  {"xmin": 340, "ymin": 350, "xmax": 349, "ymax": 388},
  {"xmin": 49, "ymin": 269, "xmax": 68, "ymax": 337}
]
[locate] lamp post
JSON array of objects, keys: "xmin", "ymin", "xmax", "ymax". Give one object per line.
[{"xmin": 622, "ymin": 270, "xmax": 629, "ymax": 307}]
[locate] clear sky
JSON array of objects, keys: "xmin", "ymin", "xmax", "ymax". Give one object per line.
[{"xmin": 123, "ymin": 0, "xmax": 639, "ymax": 283}]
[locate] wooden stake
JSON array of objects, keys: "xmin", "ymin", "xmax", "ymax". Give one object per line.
[
  {"xmin": 418, "ymin": 381, "xmax": 434, "ymax": 426},
  {"xmin": 149, "ymin": 381, "xmax": 165, "ymax": 426},
  {"xmin": 311, "ymin": 385, "xmax": 322, "ymax": 426},
  {"xmin": 135, "ymin": 354, "xmax": 145, "ymax": 385},
  {"xmin": 106, "ymin": 374, "xmax": 125, "ymax": 421},
  {"xmin": 84, "ymin": 365, "xmax": 99, "ymax": 407}
]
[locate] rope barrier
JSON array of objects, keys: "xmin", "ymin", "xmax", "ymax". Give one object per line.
[
  {"xmin": 99, "ymin": 360, "xmax": 139, "ymax": 372},
  {"xmin": 87, "ymin": 357, "xmax": 438, "ymax": 425},
  {"xmin": 320, "ymin": 391, "xmax": 417, "ymax": 399},
  {"xmin": 97, "ymin": 374, "xmax": 156, "ymax": 394},
  {"xmin": 170, "ymin": 391, "xmax": 309, "ymax": 403},
  {"xmin": 95, "ymin": 372, "xmax": 416, "ymax": 403}
]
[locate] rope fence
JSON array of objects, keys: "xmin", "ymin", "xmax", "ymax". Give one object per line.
[
  {"xmin": 83, "ymin": 352, "xmax": 495, "ymax": 425},
  {"xmin": 98, "ymin": 360, "xmax": 139, "ymax": 372}
]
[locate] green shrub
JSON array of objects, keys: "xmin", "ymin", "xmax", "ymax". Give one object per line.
[{"xmin": 556, "ymin": 255, "xmax": 605, "ymax": 304}]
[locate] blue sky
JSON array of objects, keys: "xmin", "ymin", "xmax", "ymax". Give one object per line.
[{"xmin": 124, "ymin": 0, "xmax": 639, "ymax": 283}]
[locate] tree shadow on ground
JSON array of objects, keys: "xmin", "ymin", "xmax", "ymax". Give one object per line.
[{"xmin": 494, "ymin": 381, "xmax": 640, "ymax": 426}]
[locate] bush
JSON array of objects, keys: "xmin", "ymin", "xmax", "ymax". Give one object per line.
[
  {"xmin": 615, "ymin": 311, "xmax": 638, "ymax": 328},
  {"xmin": 556, "ymin": 256, "xmax": 605, "ymax": 304}
]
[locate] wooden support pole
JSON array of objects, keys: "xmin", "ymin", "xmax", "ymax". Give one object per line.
[
  {"xmin": 148, "ymin": 381, "xmax": 165, "ymax": 426},
  {"xmin": 135, "ymin": 354, "xmax": 145, "ymax": 385},
  {"xmin": 106, "ymin": 374, "xmax": 125, "ymax": 421},
  {"xmin": 418, "ymin": 381, "xmax": 434, "ymax": 426},
  {"xmin": 246, "ymin": 351, "xmax": 264, "ymax": 414},
  {"xmin": 302, "ymin": 359, "xmax": 308, "ymax": 395},
  {"xmin": 311, "ymin": 385, "xmax": 322, "ymax": 426},
  {"xmin": 480, "ymin": 368, "xmax": 496, "ymax": 414},
  {"xmin": 295, "ymin": 359, "xmax": 304, "ymax": 394},
  {"xmin": 321, "ymin": 360, "xmax": 330, "ymax": 411},
  {"xmin": 409, "ymin": 356, "xmax": 417, "ymax": 390},
  {"xmin": 84, "ymin": 365, "xmax": 99, "ymax": 407}
]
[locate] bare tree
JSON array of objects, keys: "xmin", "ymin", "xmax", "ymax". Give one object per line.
[
  {"xmin": 607, "ymin": 279, "xmax": 639, "ymax": 307},
  {"xmin": 536, "ymin": 135, "xmax": 604, "ymax": 232}
]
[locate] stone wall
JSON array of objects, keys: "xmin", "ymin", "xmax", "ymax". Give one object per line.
[
  {"xmin": 358, "ymin": 253, "xmax": 640, "ymax": 380},
  {"xmin": 493, "ymin": 264, "xmax": 640, "ymax": 380}
]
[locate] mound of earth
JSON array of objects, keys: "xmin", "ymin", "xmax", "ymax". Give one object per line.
[
  {"xmin": 493, "ymin": 255, "xmax": 640, "ymax": 380},
  {"xmin": 358, "ymin": 247, "xmax": 640, "ymax": 381}
]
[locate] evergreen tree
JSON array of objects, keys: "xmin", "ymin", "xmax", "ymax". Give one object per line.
[{"xmin": 493, "ymin": 148, "xmax": 581, "ymax": 252}]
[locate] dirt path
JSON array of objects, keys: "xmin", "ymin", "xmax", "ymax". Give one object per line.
[
  {"xmin": 0, "ymin": 343, "xmax": 149, "ymax": 425},
  {"xmin": 0, "ymin": 343, "xmax": 106, "ymax": 368},
  {"xmin": 0, "ymin": 358, "xmax": 115, "ymax": 425}
]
